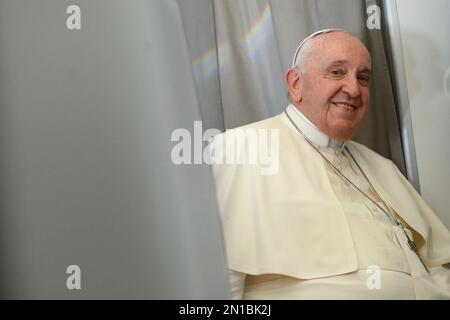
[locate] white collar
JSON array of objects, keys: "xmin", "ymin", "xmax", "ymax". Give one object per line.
[{"xmin": 284, "ymin": 104, "xmax": 345, "ymax": 150}]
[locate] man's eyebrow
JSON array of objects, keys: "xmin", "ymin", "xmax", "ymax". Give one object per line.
[
  {"xmin": 323, "ymin": 60, "xmax": 372, "ymax": 73},
  {"xmin": 327, "ymin": 60, "xmax": 349, "ymax": 66}
]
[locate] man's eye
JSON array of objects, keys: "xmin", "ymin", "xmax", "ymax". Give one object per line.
[
  {"xmin": 329, "ymin": 69, "xmax": 344, "ymax": 77},
  {"xmin": 358, "ymin": 75, "xmax": 370, "ymax": 86}
]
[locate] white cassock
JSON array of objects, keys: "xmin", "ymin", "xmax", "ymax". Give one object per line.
[{"xmin": 211, "ymin": 104, "xmax": 450, "ymax": 300}]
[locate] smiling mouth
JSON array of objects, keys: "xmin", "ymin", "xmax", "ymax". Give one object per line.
[{"xmin": 332, "ymin": 102, "xmax": 358, "ymax": 111}]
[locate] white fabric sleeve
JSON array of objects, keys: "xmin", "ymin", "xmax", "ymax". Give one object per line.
[{"xmin": 228, "ymin": 270, "xmax": 247, "ymax": 300}]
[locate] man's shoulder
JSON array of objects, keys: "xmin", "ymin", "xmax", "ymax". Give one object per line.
[
  {"xmin": 347, "ymin": 140, "xmax": 393, "ymax": 165},
  {"xmin": 222, "ymin": 114, "xmax": 283, "ymax": 133}
]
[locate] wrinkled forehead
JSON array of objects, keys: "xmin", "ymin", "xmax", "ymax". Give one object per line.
[{"xmin": 309, "ymin": 32, "xmax": 372, "ymax": 69}]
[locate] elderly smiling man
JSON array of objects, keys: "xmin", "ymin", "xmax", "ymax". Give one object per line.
[{"xmin": 211, "ymin": 29, "xmax": 450, "ymax": 299}]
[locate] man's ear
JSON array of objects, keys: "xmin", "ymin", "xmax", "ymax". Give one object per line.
[{"xmin": 285, "ymin": 68, "xmax": 302, "ymax": 103}]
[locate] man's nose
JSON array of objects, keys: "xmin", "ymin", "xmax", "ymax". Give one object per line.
[{"xmin": 341, "ymin": 76, "xmax": 361, "ymax": 98}]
